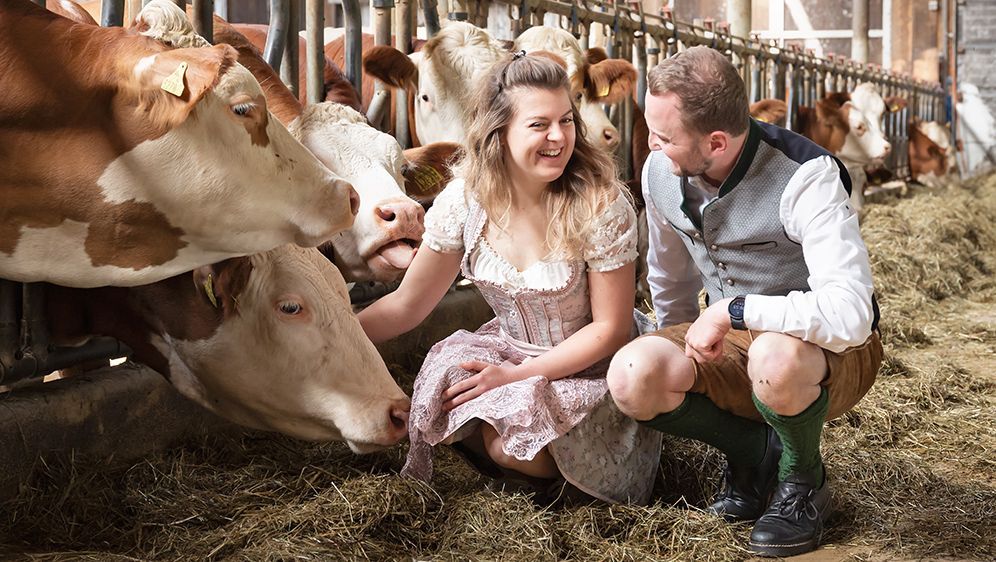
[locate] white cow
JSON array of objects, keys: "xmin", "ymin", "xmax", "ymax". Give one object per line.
[
  {"xmin": 957, "ymin": 83, "xmax": 996, "ymax": 175},
  {"xmin": 827, "ymin": 83, "xmax": 894, "ymax": 210},
  {"xmin": 0, "ymin": 0, "xmax": 358, "ymax": 288}
]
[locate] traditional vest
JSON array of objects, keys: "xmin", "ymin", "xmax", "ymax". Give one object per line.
[{"xmin": 645, "ymin": 120, "xmax": 853, "ymax": 305}]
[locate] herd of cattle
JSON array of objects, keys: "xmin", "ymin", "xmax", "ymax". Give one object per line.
[{"xmin": 0, "ymin": 0, "xmax": 977, "ymax": 453}]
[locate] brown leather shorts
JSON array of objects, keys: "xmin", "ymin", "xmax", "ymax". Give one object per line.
[{"xmin": 649, "ymin": 324, "xmax": 883, "ymax": 422}]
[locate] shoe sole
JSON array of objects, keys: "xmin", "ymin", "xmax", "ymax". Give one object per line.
[{"xmin": 747, "ymin": 522, "xmax": 823, "ymax": 557}]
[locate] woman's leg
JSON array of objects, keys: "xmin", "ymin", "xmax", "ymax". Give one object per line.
[{"xmin": 479, "ymin": 423, "xmax": 560, "ymax": 479}]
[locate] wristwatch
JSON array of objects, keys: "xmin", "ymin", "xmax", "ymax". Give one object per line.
[{"xmin": 728, "ymin": 295, "xmax": 747, "ymax": 330}]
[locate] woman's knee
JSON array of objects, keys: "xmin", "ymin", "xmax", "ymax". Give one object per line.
[{"xmin": 607, "ymin": 336, "xmax": 693, "ymax": 418}]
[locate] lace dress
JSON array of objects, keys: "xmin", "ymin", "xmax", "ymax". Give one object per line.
[{"xmin": 401, "ymin": 179, "xmax": 662, "ymax": 505}]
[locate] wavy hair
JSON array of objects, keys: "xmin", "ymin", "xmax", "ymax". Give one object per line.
[{"xmin": 453, "ymin": 53, "xmax": 627, "ymax": 260}]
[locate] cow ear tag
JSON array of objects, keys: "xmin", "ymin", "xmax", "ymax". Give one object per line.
[
  {"xmin": 202, "ymin": 273, "xmax": 219, "ymax": 309},
  {"xmin": 597, "ymin": 83, "xmax": 611, "ymax": 98},
  {"xmin": 161, "ymin": 61, "xmax": 188, "ymax": 97}
]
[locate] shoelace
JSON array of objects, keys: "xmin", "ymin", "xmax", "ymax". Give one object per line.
[{"xmin": 776, "ymin": 488, "xmax": 820, "ymax": 521}]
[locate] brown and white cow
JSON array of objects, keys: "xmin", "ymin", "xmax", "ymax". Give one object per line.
[
  {"xmin": 1, "ymin": 0, "xmax": 359, "ymax": 288},
  {"xmin": 794, "ymin": 84, "xmax": 892, "ymax": 210},
  {"xmin": 47, "ymin": 244, "xmax": 410, "ymax": 451},
  {"xmin": 139, "ymin": 3, "xmax": 459, "ymax": 282}
]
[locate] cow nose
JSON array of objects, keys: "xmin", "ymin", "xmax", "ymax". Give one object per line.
[
  {"xmin": 603, "ymin": 127, "xmax": 620, "ymax": 149},
  {"xmin": 388, "ymin": 398, "xmax": 411, "ymax": 441},
  {"xmin": 348, "ymin": 186, "xmax": 361, "ymax": 216},
  {"xmin": 882, "ymin": 141, "xmax": 892, "ymax": 155},
  {"xmin": 375, "ymin": 201, "xmax": 425, "ymax": 225}
]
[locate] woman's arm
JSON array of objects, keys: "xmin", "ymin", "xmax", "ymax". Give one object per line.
[
  {"xmin": 442, "ymin": 262, "xmax": 636, "ymax": 409},
  {"xmin": 357, "ymin": 244, "xmax": 463, "ymax": 344}
]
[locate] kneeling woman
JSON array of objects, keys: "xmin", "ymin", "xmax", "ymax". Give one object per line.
[{"xmin": 358, "ymin": 53, "xmax": 660, "ymax": 504}]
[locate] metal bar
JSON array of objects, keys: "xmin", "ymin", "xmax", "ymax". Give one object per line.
[
  {"xmin": 19, "ymin": 283, "xmax": 49, "ymax": 375},
  {"xmin": 423, "ymin": 0, "xmax": 441, "ymax": 37},
  {"xmin": 0, "ymin": 338, "xmax": 132, "ymax": 386},
  {"xmin": 395, "ymin": 0, "xmax": 412, "ymax": 148},
  {"xmin": 305, "ymin": 0, "xmax": 326, "ymax": 105},
  {"xmin": 280, "ymin": 0, "xmax": 300, "ymax": 97},
  {"xmin": 192, "ymin": 0, "xmax": 213, "ymax": 43},
  {"xmin": 340, "ymin": 0, "xmax": 362, "ymax": 100},
  {"xmin": 101, "ymin": 0, "xmax": 125, "ymax": 27},
  {"xmin": 0, "ymin": 281, "xmax": 18, "ymax": 375},
  {"xmin": 265, "ymin": 0, "xmax": 289, "ymax": 75}
]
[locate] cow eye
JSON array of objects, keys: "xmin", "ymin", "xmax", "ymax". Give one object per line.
[
  {"xmin": 420, "ymin": 94, "xmax": 430, "ymax": 103},
  {"xmin": 575, "ymin": 92, "xmax": 583, "ymax": 102},
  {"xmin": 232, "ymin": 102, "xmax": 254, "ymax": 117},
  {"xmin": 278, "ymin": 301, "xmax": 303, "ymax": 315}
]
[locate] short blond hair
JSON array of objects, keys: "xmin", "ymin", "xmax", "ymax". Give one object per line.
[{"xmin": 647, "ymin": 46, "xmax": 749, "ymax": 136}]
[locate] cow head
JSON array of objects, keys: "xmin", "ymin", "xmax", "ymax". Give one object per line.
[
  {"xmin": 838, "ymin": 83, "xmax": 893, "ymax": 166},
  {"xmin": 365, "ymin": 21, "xmax": 506, "ymax": 145},
  {"xmin": 125, "ymin": 1, "xmax": 360, "ymax": 249},
  {"xmin": 153, "ymin": 245, "xmax": 410, "ymax": 451},
  {"xmin": 290, "ymin": 103, "xmax": 453, "ymax": 282}
]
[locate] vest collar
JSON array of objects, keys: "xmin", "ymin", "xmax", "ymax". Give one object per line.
[{"xmin": 716, "ymin": 119, "xmax": 762, "ymax": 198}]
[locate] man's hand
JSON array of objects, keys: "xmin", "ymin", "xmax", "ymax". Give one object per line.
[
  {"xmin": 685, "ymin": 297, "xmax": 734, "ymax": 364},
  {"xmin": 442, "ymin": 359, "xmax": 521, "ymax": 411}
]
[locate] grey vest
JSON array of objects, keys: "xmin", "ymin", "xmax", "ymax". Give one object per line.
[{"xmin": 645, "ymin": 120, "xmax": 851, "ymax": 305}]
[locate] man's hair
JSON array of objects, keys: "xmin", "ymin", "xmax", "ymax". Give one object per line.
[{"xmin": 647, "ymin": 46, "xmax": 749, "ymax": 136}]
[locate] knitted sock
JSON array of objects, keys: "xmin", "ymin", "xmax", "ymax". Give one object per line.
[
  {"xmin": 753, "ymin": 388, "xmax": 829, "ymax": 482},
  {"xmin": 640, "ymin": 392, "xmax": 769, "ymax": 468}
]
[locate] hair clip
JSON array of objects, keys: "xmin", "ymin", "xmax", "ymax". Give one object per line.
[{"xmin": 512, "ymin": 49, "xmax": 527, "ymax": 60}]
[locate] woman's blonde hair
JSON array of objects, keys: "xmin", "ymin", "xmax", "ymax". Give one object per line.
[{"xmin": 454, "ymin": 52, "xmax": 627, "ymax": 259}]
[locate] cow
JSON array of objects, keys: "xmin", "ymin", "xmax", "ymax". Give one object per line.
[
  {"xmin": 956, "ymin": 83, "xmax": 996, "ymax": 174},
  {"xmin": 794, "ymin": 84, "xmax": 893, "ymax": 210},
  {"xmin": 138, "ymin": 2, "xmax": 460, "ymax": 282},
  {"xmin": 0, "ymin": 0, "xmax": 360, "ymax": 288},
  {"xmin": 46, "ymin": 244, "xmax": 410, "ymax": 452},
  {"xmin": 45, "ymin": 0, "xmax": 96, "ymax": 24},
  {"xmin": 909, "ymin": 119, "xmax": 956, "ymax": 183}
]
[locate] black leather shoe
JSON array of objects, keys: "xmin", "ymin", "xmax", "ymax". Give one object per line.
[
  {"xmin": 748, "ymin": 469, "xmax": 831, "ymax": 557},
  {"xmin": 706, "ymin": 426, "xmax": 782, "ymax": 523}
]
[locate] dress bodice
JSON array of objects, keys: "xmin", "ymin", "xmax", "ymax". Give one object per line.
[{"xmin": 423, "ymin": 179, "xmax": 638, "ymax": 349}]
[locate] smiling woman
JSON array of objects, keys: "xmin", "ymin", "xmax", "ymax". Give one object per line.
[{"xmin": 356, "ymin": 53, "xmax": 661, "ymax": 506}]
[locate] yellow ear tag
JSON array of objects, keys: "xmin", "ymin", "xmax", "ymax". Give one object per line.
[
  {"xmin": 202, "ymin": 273, "xmax": 219, "ymax": 309},
  {"xmin": 409, "ymin": 165, "xmax": 444, "ymax": 197},
  {"xmin": 161, "ymin": 61, "xmax": 188, "ymax": 97},
  {"xmin": 597, "ymin": 83, "xmax": 611, "ymax": 98},
  {"xmin": 890, "ymin": 104, "xmax": 900, "ymax": 112}
]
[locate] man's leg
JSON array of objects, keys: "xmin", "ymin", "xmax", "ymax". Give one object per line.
[
  {"xmin": 607, "ymin": 329, "xmax": 780, "ymax": 522},
  {"xmin": 746, "ymin": 332, "xmax": 831, "ymax": 557}
]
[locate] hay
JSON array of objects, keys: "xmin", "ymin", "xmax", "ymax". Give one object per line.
[{"xmin": 1, "ymin": 175, "xmax": 995, "ymax": 561}]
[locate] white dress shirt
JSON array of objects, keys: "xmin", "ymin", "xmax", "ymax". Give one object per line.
[{"xmin": 643, "ymin": 154, "xmax": 876, "ymax": 353}]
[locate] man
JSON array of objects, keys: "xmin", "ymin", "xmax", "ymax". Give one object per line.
[{"xmin": 606, "ymin": 46, "xmax": 882, "ymax": 557}]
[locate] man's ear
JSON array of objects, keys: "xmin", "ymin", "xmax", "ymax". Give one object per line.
[
  {"xmin": 192, "ymin": 256, "xmax": 253, "ymax": 317},
  {"xmin": 708, "ymin": 131, "xmax": 730, "ymax": 155}
]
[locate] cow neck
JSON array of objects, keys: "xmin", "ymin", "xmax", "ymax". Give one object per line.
[
  {"xmin": 213, "ymin": 22, "xmax": 303, "ymax": 125},
  {"xmin": 0, "ymin": 7, "xmax": 187, "ymax": 262}
]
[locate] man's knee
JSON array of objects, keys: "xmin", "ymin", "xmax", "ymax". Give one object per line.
[
  {"xmin": 748, "ymin": 333, "xmax": 826, "ymax": 413},
  {"xmin": 607, "ymin": 336, "xmax": 693, "ymax": 419}
]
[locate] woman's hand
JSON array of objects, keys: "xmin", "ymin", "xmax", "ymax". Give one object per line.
[{"xmin": 442, "ymin": 359, "xmax": 521, "ymax": 411}]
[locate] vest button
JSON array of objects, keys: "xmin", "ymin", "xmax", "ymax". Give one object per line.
[
  {"xmin": 718, "ymin": 262, "xmax": 727, "ymax": 270},
  {"xmin": 710, "ymin": 244, "xmax": 718, "ymax": 251},
  {"xmin": 693, "ymin": 231, "xmax": 701, "ymax": 238},
  {"xmin": 726, "ymin": 279, "xmax": 735, "ymax": 286}
]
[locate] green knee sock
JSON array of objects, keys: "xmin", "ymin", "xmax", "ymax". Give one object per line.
[
  {"xmin": 640, "ymin": 392, "xmax": 769, "ymax": 468},
  {"xmin": 753, "ymin": 388, "xmax": 829, "ymax": 482}
]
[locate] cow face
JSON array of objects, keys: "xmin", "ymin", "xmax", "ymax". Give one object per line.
[
  {"xmin": 291, "ymin": 103, "xmax": 427, "ymax": 282},
  {"xmin": 159, "ymin": 245, "xmax": 410, "ymax": 451},
  {"xmin": 838, "ymin": 83, "xmax": 892, "ymax": 166},
  {"xmin": 365, "ymin": 22, "xmax": 506, "ymax": 146}
]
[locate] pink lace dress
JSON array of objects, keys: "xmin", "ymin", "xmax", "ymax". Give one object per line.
[{"xmin": 401, "ymin": 179, "xmax": 662, "ymax": 505}]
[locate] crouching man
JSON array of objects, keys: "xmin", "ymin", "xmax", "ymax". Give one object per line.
[{"xmin": 607, "ymin": 46, "xmax": 883, "ymax": 557}]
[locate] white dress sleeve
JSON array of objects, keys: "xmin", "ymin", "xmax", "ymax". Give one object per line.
[
  {"xmin": 583, "ymin": 191, "xmax": 639, "ymax": 272},
  {"xmin": 422, "ymin": 178, "xmax": 469, "ymax": 254}
]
